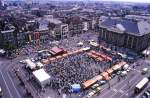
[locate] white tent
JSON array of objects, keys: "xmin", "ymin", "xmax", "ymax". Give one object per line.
[{"xmin": 33, "ymin": 69, "xmax": 51, "ymax": 87}]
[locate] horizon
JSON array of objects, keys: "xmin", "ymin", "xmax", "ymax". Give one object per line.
[{"xmin": 5, "ymin": 0, "xmax": 150, "ymax": 3}]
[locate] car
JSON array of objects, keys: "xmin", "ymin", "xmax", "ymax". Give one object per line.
[
  {"xmin": 116, "ymin": 71, "xmax": 122, "ymax": 75},
  {"xmin": 120, "ymin": 71, "xmax": 127, "ymax": 77},
  {"xmin": 127, "ymin": 67, "xmax": 132, "ymax": 72},
  {"xmin": 142, "ymin": 68, "xmax": 148, "ymax": 75},
  {"xmin": 95, "ymin": 87, "xmax": 101, "ymax": 94},
  {"xmin": 144, "ymin": 91, "xmax": 150, "ymax": 98},
  {"xmin": 110, "ymin": 74, "xmax": 116, "ymax": 79},
  {"xmin": 19, "ymin": 60, "xmax": 25, "ymax": 64},
  {"xmin": 98, "ymin": 80, "xmax": 107, "ymax": 85},
  {"xmin": 86, "ymin": 90, "xmax": 96, "ymax": 98},
  {"xmin": 147, "ymin": 88, "xmax": 150, "ymax": 93},
  {"xmin": 0, "ymin": 87, "xmax": 3, "ymax": 97},
  {"xmin": 91, "ymin": 84, "xmax": 99, "ymax": 89}
]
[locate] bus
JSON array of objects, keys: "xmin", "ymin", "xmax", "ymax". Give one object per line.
[{"xmin": 134, "ymin": 77, "xmax": 149, "ymax": 94}]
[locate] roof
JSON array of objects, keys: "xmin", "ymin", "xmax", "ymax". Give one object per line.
[
  {"xmin": 51, "ymin": 47, "xmax": 63, "ymax": 54},
  {"xmin": 136, "ymin": 77, "xmax": 149, "ymax": 89},
  {"xmin": 66, "ymin": 16, "xmax": 82, "ymax": 24},
  {"xmin": 100, "ymin": 18, "xmax": 150, "ymax": 36},
  {"xmin": 82, "ymin": 78, "xmax": 97, "ymax": 89},
  {"xmin": 1, "ymin": 29, "xmax": 15, "ymax": 34},
  {"xmin": 33, "ymin": 69, "xmax": 50, "ymax": 83},
  {"xmin": 25, "ymin": 59, "xmax": 36, "ymax": 70}
]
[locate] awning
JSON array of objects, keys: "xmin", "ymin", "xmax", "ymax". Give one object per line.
[
  {"xmin": 83, "ymin": 79, "xmax": 97, "ymax": 89},
  {"xmin": 101, "ymin": 72, "xmax": 109, "ymax": 80},
  {"xmin": 92, "ymin": 75, "xmax": 103, "ymax": 81},
  {"xmin": 106, "ymin": 68, "xmax": 113, "ymax": 75}
]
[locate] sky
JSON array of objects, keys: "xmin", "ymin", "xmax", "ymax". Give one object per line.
[
  {"xmin": 6, "ymin": 0, "xmax": 150, "ymax": 3},
  {"xmin": 101, "ymin": 0, "xmax": 150, "ymax": 3}
]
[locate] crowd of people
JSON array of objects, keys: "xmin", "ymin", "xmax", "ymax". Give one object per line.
[{"xmin": 44, "ymin": 52, "xmax": 111, "ymax": 93}]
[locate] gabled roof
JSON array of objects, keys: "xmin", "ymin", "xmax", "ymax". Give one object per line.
[{"xmin": 101, "ymin": 18, "xmax": 139, "ymax": 34}]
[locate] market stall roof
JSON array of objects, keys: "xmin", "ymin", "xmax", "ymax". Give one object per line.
[
  {"xmin": 96, "ymin": 57, "xmax": 103, "ymax": 61},
  {"xmin": 62, "ymin": 53, "xmax": 68, "ymax": 57},
  {"xmin": 51, "ymin": 47, "xmax": 63, "ymax": 54},
  {"xmin": 106, "ymin": 68, "xmax": 113, "ymax": 75},
  {"xmin": 87, "ymin": 52, "xmax": 92, "ymax": 56},
  {"xmin": 49, "ymin": 57, "xmax": 56, "ymax": 61},
  {"xmin": 91, "ymin": 54, "xmax": 99, "ymax": 58},
  {"xmin": 92, "ymin": 75, "xmax": 103, "ymax": 81},
  {"xmin": 56, "ymin": 55, "xmax": 63, "ymax": 59},
  {"xmin": 82, "ymin": 79, "xmax": 97, "ymax": 89},
  {"xmin": 112, "ymin": 61, "xmax": 126, "ymax": 71},
  {"xmin": 101, "ymin": 72, "xmax": 109, "ymax": 80},
  {"xmin": 41, "ymin": 59, "xmax": 50, "ymax": 64},
  {"xmin": 90, "ymin": 50, "xmax": 97, "ymax": 55}
]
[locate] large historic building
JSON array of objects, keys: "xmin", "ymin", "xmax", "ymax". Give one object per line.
[{"xmin": 98, "ymin": 18, "xmax": 150, "ymax": 52}]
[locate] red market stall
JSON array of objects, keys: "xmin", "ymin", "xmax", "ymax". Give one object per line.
[
  {"xmin": 101, "ymin": 72, "xmax": 110, "ymax": 80},
  {"xmin": 106, "ymin": 68, "xmax": 113, "ymax": 75},
  {"xmin": 92, "ymin": 75, "xmax": 103, "ymax": 81},
  {"xmin": 51, "ymin": 47, "xmax": 65, "ymax": 56},
  {"xmin": 49, "ymin": 57, "xmax": 56, "ymax": 61},
  {"xmin": 41, "ymin": 59, "xmax": 50, "ymax": 65},
  {"xmin": 56, "ymin": 55, "xmax": 63, "ymax": 59},
  {"xmin": 62, "ymin": 53, "xmax": 68, "ymax": 58},
  {"xmin": 96, "ymin": 57, "xmax": 103, "ymax": 61},
  {"xmin": 82, "ymin": 78, "xmax": 97, "ymax": 89}
]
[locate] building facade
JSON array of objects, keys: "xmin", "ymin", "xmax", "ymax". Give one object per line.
[{"xmin": 98, "ymin": 19, "xmax": 150, "ymax": 52}]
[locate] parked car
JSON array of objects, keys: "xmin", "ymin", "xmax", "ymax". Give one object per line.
[
  {"xmin": 110, "ymin": 74, "xmax": 116, "ymax": 79},
  {"xmin": 142, "ymin": 68, "xmax": 148, "ymax": 75},
  {"xmin": 95, "ymin": 87, "xmax": 102, "ymax": 94},
  {"xmin": 120, "ymin": 71, "xmax": 127, "ymax": 77},
  {"xmin": 116, "ymin": 71, "xmax": 122, "ymax": 75},
  {"xmin": 91, "ymin": 84, "xmax": 99, "ymax": 89},
  {"xmin": 86, "ymin": 90, "xmax": 96, "ymax": 98},
  {"xmin": 0, "ymin": 87, "xmax": 3, "ymax": 97},
  {"xmin": 143, "ymin": 91, "xmax": 150, "ymax": 98},
  {"xmin": 98, "ymin": 80, "xmax": 107, "ymax": 85}
]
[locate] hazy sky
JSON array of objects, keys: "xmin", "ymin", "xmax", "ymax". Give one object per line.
[
  {"xmin": 7, "ymin": 0, "xmax": 150, "ymax": 3},
  {"xmin": 101, "ymin": 0, "xmax": 150, "ymax": 3}
]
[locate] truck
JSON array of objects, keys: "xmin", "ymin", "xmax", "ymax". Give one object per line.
[{"xmin": 134, "ymin": 77, "xmax": 149, "ymax": 94}]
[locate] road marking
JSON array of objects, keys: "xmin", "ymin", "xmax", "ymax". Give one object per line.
[
  {"xmin": 99, "ymin": 89, "xmax": 112, "ymax": 98},
  {"xmin": 119, "ymin": 76, "xmax": 140, "ymax": 98},
  {"xmin": 7, "ymin": 71, "xmax": 22, "ymax": 98},
  {"xmin": 109, "ymin": 91, "xmax": 118, "ymax": 98},
  {"xmin": 0, "ymin": 71, "xmax": 13, "ymax": 98},
  {"xmin": 129, "ymin": 74, "xmax": 139, "ymax": 83},
  {"xmin": 119, "ymin": 90, "xmax": 124, "ymax": 93},
  {"xmin": 133, "ymin": 69, "xmax": 141, "ymax": 73}
]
